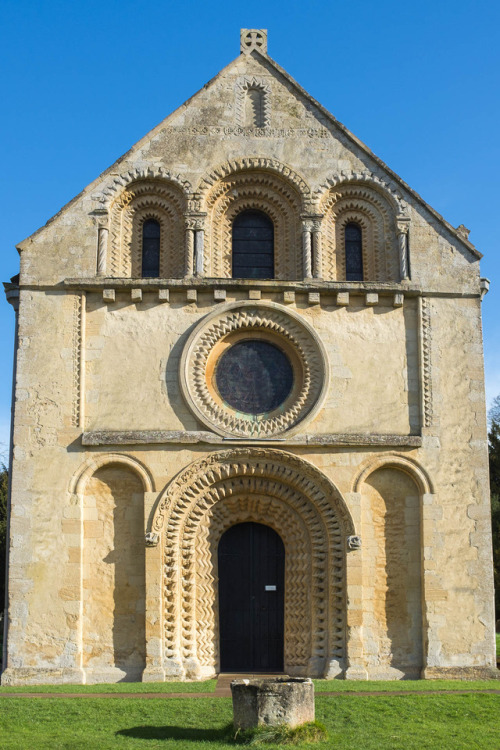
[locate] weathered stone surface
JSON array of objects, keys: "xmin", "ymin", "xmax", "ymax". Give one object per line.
[
  {"xmin": 231, "ymin": 678, "xmax": 315, "ymax": 729},
  {"xmin": 81, "ymin": 430, "xmax": 423, "ymax": 447},
  {"xmin": 1, "ymin": 29, "xmax": 495, "ymax": 687}
]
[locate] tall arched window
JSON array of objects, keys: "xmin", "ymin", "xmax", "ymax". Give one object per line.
[
  {"xmin": 232, "ymin": 210, "xmax": 274, "ymax": 279},
  {"xmin": 245, "ymin": 88, "xmax": 265, "ymax": 127},
  {"xmin": 142, "ymin": 219, "xmax": 160, "ymax": 277},
  {"xmin": 345, "ymin": 222, "xmax": 363, "ymax": 281}
]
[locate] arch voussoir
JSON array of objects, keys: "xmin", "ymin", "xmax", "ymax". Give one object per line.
[{"xmin": 154, "ymin": 448, "xmax": 355, "ymax": 679}]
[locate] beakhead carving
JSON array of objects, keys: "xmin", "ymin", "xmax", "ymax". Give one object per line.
[
  {"xmin": 145, "ymin": 531, "xmax": 159, "ymax": 547},
  {"xmin": 347, "ymin": 535, "xmax": 362, "ymax": 550},
  {"xmin": 152, "ymin": 447, "xmax": 355, "ymax": 674}
]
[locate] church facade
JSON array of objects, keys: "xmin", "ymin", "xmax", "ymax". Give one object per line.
[{"xmin": 2, "ymin": 30, "xmax": 496, "ymax": 684}]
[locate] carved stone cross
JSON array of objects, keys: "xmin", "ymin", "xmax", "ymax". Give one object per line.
[{"xmin": 240, "ymin": 29, "xmax": 268, "ymax": 55}]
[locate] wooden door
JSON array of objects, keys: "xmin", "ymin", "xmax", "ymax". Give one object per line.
[{"xmin": 218, "ymin": 522, "xmax": 284, "ymax": 672}]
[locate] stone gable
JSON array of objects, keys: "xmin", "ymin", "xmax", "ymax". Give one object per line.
[{"xmin": 2, "ymin": 30, "xmax": 495, "ymax": 685}]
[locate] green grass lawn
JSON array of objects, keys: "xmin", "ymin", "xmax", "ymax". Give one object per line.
[
  {"xmin": 0, "ymin": 680, "xmax": 500, "ymax": 695},
  {"xmin": 0, "ymin": 677, "xmax": 497, "ymax": 694},
  {"xmin": 0, "ymin": 694, "xmax": 499, "ymax": 749},
  {"xmin": 313, "ymin": 678, "xmax": 499, "ymax": 692},
  {"xmin": 0, "ymin": 679, "xmax": 217, "ymax": 694}
]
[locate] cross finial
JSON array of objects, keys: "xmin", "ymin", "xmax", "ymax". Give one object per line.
[{"xmin": 240, "ymin": 29, "xmax": 268, "ymax": 55}]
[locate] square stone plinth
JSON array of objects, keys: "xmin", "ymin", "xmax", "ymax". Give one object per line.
[{"xmin": 231, "ymin": 678, "xmax": 315, "ymax": 729}]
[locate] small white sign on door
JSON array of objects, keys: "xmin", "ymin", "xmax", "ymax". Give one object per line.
[{"xmin": 265, "ymin": 585, "xmax": 277, "ymax": 591}]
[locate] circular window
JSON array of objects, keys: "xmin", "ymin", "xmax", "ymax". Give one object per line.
[
  {"xmin": 215, "ymin": 340, "xmax": 293, "ymax": 415},
  {"xmin": 179, "ymin": 301, "xmax": 329, "ymax": 438}
]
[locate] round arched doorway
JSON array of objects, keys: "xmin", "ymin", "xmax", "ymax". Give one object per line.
[{"xmin": 218, "ymin": 522, "xmax": 284, "ymax": 672}]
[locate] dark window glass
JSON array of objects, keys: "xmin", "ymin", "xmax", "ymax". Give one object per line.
[
  {"xmin": 215, "ymin": 339, "xmax": 293, "ymax": 414},
  {"xmin": 142, "ymin": 219, "xmax": 160, "ymax": 277},
  {"xmin": 232, "ymin": 210, "xmax": 274, "ymax": 279},
  {"xmin": 345, "ymin": 222, "xmax": 363, "ymax": 281}
]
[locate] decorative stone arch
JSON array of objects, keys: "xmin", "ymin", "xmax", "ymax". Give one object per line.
[
  {"xmin": 320, "ymin": 183, "xmax": 400, "ymax": 282},
  {"xmin": 200, "ymin": 167, "xmax": 305, "ymax": 279},
  {"xmin": 148, "ymin": 448, "xmax": 355, "ymax": 680},
  {"xmin": 67, "ymin": 453, "xmax": 155, "ymax": 683},
  {"xmin": 100, "ymin": 167, "xmax": 191, "ymax": 209},
  {"xmin": 194, "ymin": 495, "xmax": 311, "ymax": 672},
  {"xmin": 315, "ymin": 170, "xmax": 407, "ymax": 217},
  {"xmin": 106, "ymin": 178, "xmax": 187, "ymax": 278},
  {"xmin": 329, "ymin": 204, "xmax": 380, "ymax": 282},
  {"xmin": 70, "ymin": 452, "xmax": 155, "ymax": 495},
  {"xmin": 127, "ymin": 199, "xmax": 176, "ymax": 278},
  {"xmin": 198, "ymin": 158, "xmax": 311, "ymax": 203},
  {"xmin": 217, "ymin": 191, "xmax": 292, "ymax": 278},
  {"xmin": 235, "ymin": 76, "xmax": 272, "ymax": 127},
  {"xmin": 352, "ymin": 453, "xmax": 434, "ymax": 496},
  {"xmin": 351, "ymin": 453, "xmax": 434, "ymax": 679}
]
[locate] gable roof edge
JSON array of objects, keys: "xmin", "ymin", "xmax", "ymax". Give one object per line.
[
  {"xmin": 16, "ymin": 54, "xmax": 247, "ymax": 251},
  {"xmin": 257, "ymin": 51, "xmax": 482, "ymax": 260},
  {"xmin": 16, "ymin": 48, "xmax": 481, "ymax": 261}
]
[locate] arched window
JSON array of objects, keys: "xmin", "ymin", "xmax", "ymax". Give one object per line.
[
  {"xmin": 141, "ymin": 219, "xmax": 160, "ymax": 277},
  {"xmin": 245, "ymin": 87, "xmax": 265, "ymax": 127},
  {"xmin": 345, "ymin": 222, "xmax": 363, "ymax": 281},
  {"xmin": 232, "ymin": 210, "xmax": 274, "ymax": 279}
]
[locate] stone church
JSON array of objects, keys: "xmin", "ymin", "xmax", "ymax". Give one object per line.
[{"xmin": 2, "ymin": 29, "xmax": 496, "ymax": 685}]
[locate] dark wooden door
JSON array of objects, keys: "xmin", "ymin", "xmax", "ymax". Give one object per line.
[{"xmin": 218, "ymin": 522, "xmax": 284, "ymax": 672}]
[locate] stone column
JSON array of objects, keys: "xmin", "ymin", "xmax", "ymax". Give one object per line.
[
  {"xmin": 96, "ymin": 227, "xmax": 108, "ymax": 277},
  {"xmin": 397, "ymin": 219, "xmax": 410, "ymax": 280},
  {"xmin": 312, "ymin": 219, "xmax": 323, "ymax": 279},
  {"xmin": 343, "ymin": 491, "xmax": 368, "ymax": 680},
  {"xmin": 185, "ymin": 225, "xmax": 195, "ymax": 278},
  {"xmin": 143, "ymin": 514, "xmax": 166, "ymax": 682},
  {"xmin": 302, "ymin": 220, "xmax": 312, "ymax": 279},
  {"xmin": 142, "ymin": 492, "xmax": 165, "ymax": 681},
  {"xmin": 194, "ymin": 229, "xmax": 204, "ymax": 276}
]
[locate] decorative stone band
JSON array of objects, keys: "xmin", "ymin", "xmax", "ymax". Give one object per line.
[
  {"xmin": 81, "ymin": 430, "xmax": 423, "ymax": 447},
  {"xmin": 179, "ymin": 301, "xmax": 330, "ymax": 438}
]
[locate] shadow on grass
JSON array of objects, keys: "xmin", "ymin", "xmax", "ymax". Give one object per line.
[{"xmin": 116, "ymin": 722, "xmax": 234, "ymax": 743}]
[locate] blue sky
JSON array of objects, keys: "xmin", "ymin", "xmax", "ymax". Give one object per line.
[{"xmin": 1, "ymin": 0, "xmax": 499, "ymax": 456}]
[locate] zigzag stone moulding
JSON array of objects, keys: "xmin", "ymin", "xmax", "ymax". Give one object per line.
[
  {"xmin": 197, "ymin": 158, "xmax": 311, "ymax": 203},
  {"xmin": 315, "ymin": 170, "xmax": 408, "ymax": 217},
  {"xmin": 204, "ymin": 171, "xmax": 302, "ymax": 278},
  {"xmin": 321, "ymin": 185, "xmax": 400, "ymax": 282},
  {"xmin": 108, "ymin": 179, "xmax": 187, "ymax": 278},
  {"xmin": 420, "ymin": 297, "xmax": 433, "ymax": 428},
  {"xmin": 151, "ymin": 448, "xmax": 355, "ymax": 677},
  {"xmin": 71, "ymin": 292, "xmax": 84, "ymax": 428},
  {"xmin": 322, "ymin": 185, "xmax": 400, "ymax": 281},
  {"xmin": 195, "ymin": 496, "xmax": 311, "ymax": 671},
  {"xmin": 179, "ymin": 301, "xmax": 330, "ymax": 438},
  {"xmin": 235, "ymin": 76, "xmax": 272, "ymax": 127},
  {"xmin": 96, "ymin": 167, "xmax": 192, "ymax": 209}
]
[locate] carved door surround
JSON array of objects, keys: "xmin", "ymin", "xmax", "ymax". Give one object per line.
[{"xmin": 143, "ymin": 448, "xmax": 358, "ymax": 681}]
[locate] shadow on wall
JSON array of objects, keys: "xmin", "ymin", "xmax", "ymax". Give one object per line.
[
  {"xmin": 83, "ymin": 465, "xmax": 146, "ymax": 680},
  {"xmin": 363, "ymin": 467, "xmax": 422, "ymax": 673}
]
